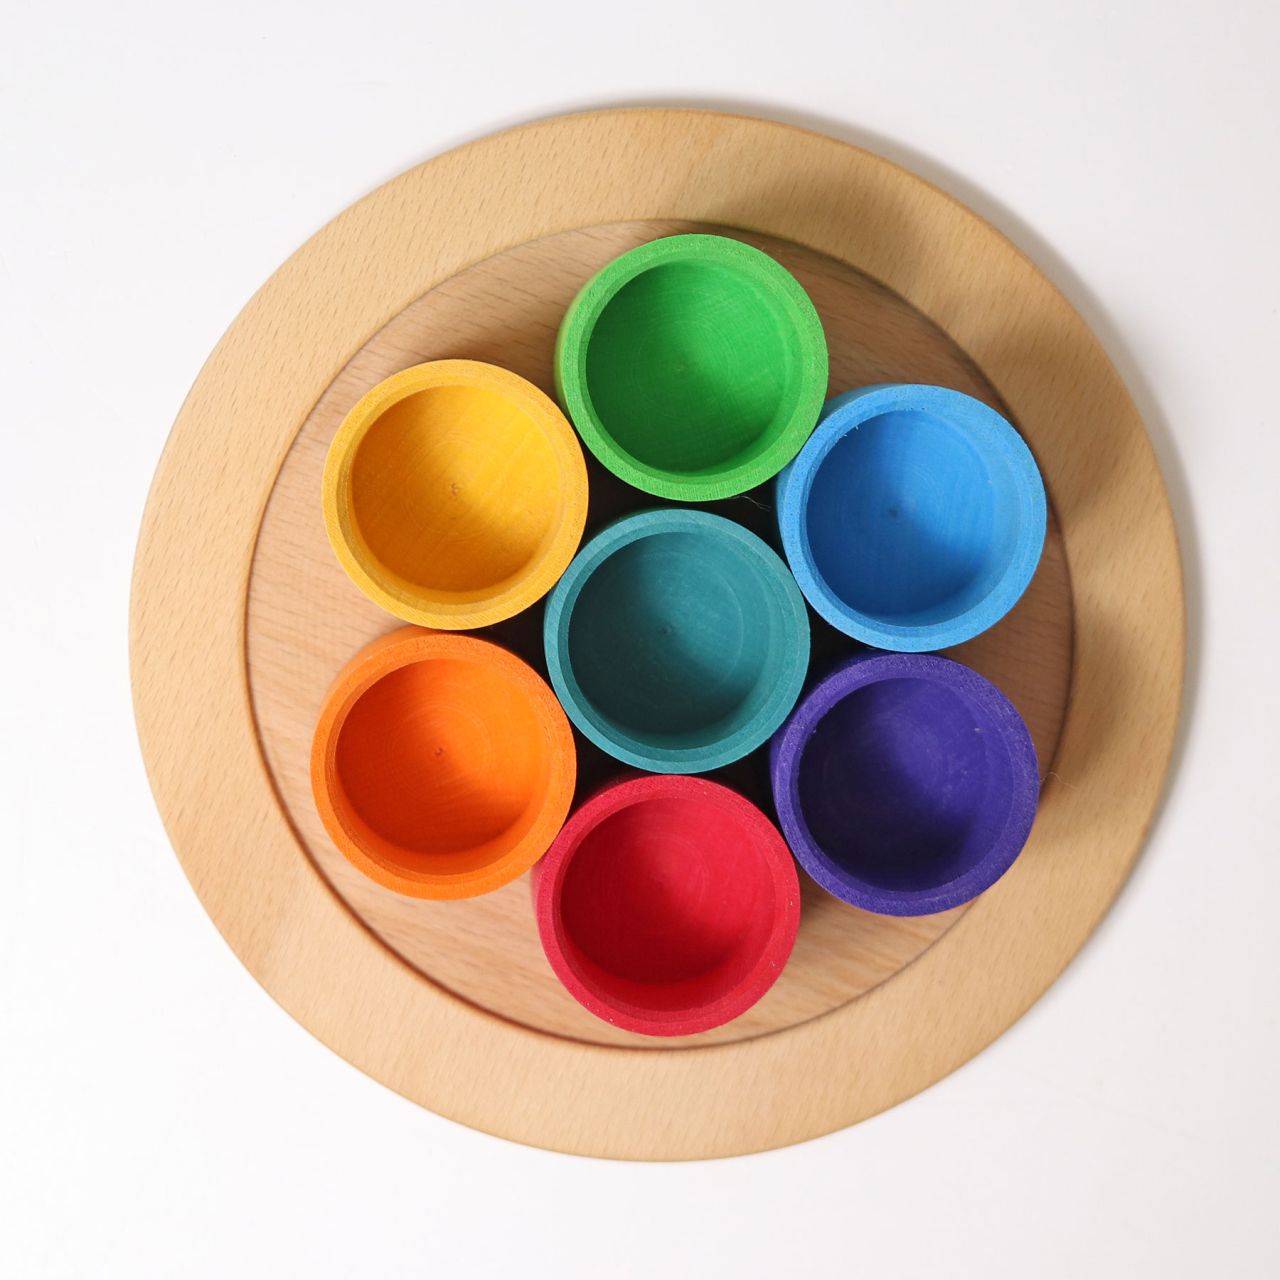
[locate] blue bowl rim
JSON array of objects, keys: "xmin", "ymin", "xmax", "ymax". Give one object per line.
[{"xmin": 776, "ymin": 383, "xmax": 1048, "ymax": 651}]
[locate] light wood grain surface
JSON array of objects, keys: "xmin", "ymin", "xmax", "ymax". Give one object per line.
[
  {"xmin": 131, "ymin": 109, "xmax": 1183, "ymax": 1158},
  {"xmin": 247, "ymin": 220, "xmax": 1073, "ymax": 1049}
]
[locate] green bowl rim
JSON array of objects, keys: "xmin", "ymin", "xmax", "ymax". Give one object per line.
[{"xmin": 554, "ymin": 233, "xmax": 829, "ymax": 501}]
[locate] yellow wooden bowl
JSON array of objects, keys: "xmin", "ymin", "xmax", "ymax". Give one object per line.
[{"xmin": 322, "ymin": 359, "xmax": 588, "ymax": 628}]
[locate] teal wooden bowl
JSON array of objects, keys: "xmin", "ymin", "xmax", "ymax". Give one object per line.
[{"xmin": 543, "ymin": 509, "xmax": 810, "ymax": 773}]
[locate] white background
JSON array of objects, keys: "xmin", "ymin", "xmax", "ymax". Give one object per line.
[{"xmin": 3, "ymin": 1, "xmax": 1278, "ymax": 1275}]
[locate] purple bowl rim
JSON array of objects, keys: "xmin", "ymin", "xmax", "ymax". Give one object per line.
[{"xmin": 769, "ymin": 653, "xmax": 1041, "ymax": 915}]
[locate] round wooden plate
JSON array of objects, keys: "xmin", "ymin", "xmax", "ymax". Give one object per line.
[{"xmin": 131, "ymin": 109, "xmax": 1184, "ymax": 1159}]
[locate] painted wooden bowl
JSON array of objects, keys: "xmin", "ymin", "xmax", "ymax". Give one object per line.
[
  {"xmin": 322, "ymin": 359, "xmax": 587, "ymax": 629},
  {"xmin": 770, "ymin": 653, "xmax": 1040, "ymax": 915},
  {"xmin": 310, "ymin": 627, "xmax": 575, "ymax": 899},
  {"xmin": 555, "ymin": 233, "xmax": 828, "ymax": 501},
  {"xmin": 533, "ymin": 775, "xmax": 800, "ymax": 1036},
  {"xmin": 777, "ymin": 385, "xmax": 1046, "ymax": 650},
  {"xmin": 544, "ymin": 508, "xmax": 810, "ymax": 772}
]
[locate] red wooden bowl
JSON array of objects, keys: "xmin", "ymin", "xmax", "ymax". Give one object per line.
[{"xmin": 533, "ymin": 775, "xmax": 800, "ymax": 1036}]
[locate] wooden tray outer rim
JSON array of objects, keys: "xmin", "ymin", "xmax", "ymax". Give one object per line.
[{"xmin": 130, "ymin": 107, "xmax": 1185, "ymax": 1160}]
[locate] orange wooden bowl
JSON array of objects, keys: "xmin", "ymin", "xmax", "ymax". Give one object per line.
[{"xmin": 310, "ymin": 627, "xmax": 576, "ymax": 899}]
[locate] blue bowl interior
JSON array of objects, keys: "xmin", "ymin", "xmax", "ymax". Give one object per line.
[{"xmin": 805, "ymin": 408, "xmax": 1023, "ymax": 628}]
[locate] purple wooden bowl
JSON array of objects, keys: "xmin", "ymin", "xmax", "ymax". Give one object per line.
[{"xmin": 770, "ymin": 654, "xmax": 1040, "ymax": 916}]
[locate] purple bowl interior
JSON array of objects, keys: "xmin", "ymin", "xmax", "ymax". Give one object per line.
[
  {"xmin": 799, "ymin": 677, "xmax": 1013, "ymax": 891},
  {"xmin": 773, "ymin": 654, "xmax": 1039, "ymax": 914}
]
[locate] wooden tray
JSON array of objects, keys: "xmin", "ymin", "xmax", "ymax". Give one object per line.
[{"xmin": 131, "ymin": 109, "xmax": 1184, "ymax": 1159}]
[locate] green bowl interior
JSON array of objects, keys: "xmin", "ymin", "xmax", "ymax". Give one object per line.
[{"xmin": 585, "ymin": 259, "xmax": 804, "ymax": 475}]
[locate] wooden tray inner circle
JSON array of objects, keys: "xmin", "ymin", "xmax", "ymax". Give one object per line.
[{"xmin": 247, "ymin": 220, "xmax": 1073, "ymax": 1050}]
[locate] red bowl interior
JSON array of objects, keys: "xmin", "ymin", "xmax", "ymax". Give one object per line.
[{"xmin": 534, "ymin": 775, "xmax": 800, "ymax": 1036}]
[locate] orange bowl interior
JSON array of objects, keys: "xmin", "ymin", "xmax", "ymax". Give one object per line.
[{"xmin": 315, "ymin": 633, "xmax": 574, "ymax": 897}]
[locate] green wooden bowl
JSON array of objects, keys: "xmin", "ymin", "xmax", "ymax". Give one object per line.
[{"xmin": 555, "ymin": 234, "xmax": 828, "ymax": 501}]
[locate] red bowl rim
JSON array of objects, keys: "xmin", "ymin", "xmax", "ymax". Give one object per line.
[{"xmin": 533, "ymin": 774, "xmax": 800, "ymax": 1036}]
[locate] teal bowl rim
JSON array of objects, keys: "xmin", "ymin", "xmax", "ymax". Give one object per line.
[{"xmin": 543, "ymin": 508, "xmax": 811, "ymax": 773}]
